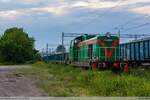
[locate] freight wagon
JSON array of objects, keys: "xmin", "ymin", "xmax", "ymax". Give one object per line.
[
  {"xmin": 120, "ymin": 38, "xmax": 150, "ymax": 65},
  {"xmin": 43, "ymin": 53, "xmax": 69, "ymax": 62}
]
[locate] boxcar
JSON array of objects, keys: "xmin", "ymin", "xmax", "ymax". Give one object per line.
[{"xmin": 120, "ymin": 38, "xmax": 150, "ymax": 64}]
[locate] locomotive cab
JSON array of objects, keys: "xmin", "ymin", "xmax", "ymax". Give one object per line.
[
  {"xmin": 69, "ymin": 36, "xmax": 83, "ymax": 61},
  {"xmin": 69, "ymin": 35, "xmax": 96, "ymax": 62}
]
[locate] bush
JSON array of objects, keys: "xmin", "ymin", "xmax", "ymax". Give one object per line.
[{"xmin": 0, "ymin": 27, "xmax": 38, "ymax": 64}]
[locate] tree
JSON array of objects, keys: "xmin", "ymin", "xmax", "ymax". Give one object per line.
[
  {"xmin": 56, "ymin": 45, "xmax": 66, "ymax": 53},
  {"xmin": 0, "ymin": 27, "xmax": 36, "ymax": 63}
]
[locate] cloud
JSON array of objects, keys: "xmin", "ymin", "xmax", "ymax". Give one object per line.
[
  {"xmin": 0, "ymin": 0, "xmax": 150, "ymax": 24},
  {"xmin": 0, "ymin": 5, "xmax": 66, "ymax": 20},
  {"xmin": 119, "ymin": 0, "xmax": 150, "ymax": 15},
  {"xmin": 0, "ymin": 10, "xmax": 22, "ymax": 19},
  {"xmin": 131, "ymin": 6, "xmax": 150, "ymax": 15},
  {"xmin": 0, "ymin": 0, "xmax": 11, "ymax": 3},
  {"xmin": 1, "ymin": 0, "xmax": 150, "ymax": 23},
  {"xmin": 0, "ymin": 0, "xmax": 150, "ymax": 50},
  {"xmin": 31, "ymin": 6, "xmax": 65, "ymax": 15},
  {"xmin": 0, "ymin": 0, "xmax": 46, "ymax": 3},
  {"xmin": 71, "ymin": 1, "xmax": 118, "ymax": 9},
  {"xmin": 123, "ymin": 0, "xmax": 150, "ymax": 5}
]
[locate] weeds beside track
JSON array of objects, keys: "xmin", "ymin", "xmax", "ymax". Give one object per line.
[{"xmin": 18, "ymin": 62, "xmax": 150, "ymax": 96}]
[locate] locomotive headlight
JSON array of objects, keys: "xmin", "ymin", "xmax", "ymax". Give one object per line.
[{"xmin": 106, "ymin": 32, "xmax": 111, "ymax": 38}]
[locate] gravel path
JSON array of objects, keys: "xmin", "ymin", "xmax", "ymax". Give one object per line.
[{"xmin": 0, "ymin": 65, "xmax": 47, "ymax": 97}]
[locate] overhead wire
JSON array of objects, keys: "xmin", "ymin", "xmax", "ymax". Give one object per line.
[
  {"xmin": 113, "ymin": 1, "xmax": 150, "ymax": 31},
  {"xmin": 122, "ymin": 22, "xmax": 150, "ymax": 32},
  {"xmin": 117, "ymin": 14, "xmax": 150, "ymax": 28},
  {"xmin": 113, "ymin": 14, "xmax": 150, "ymax": 31},
  {"xmin": 128, "ymin": 25, "xmax": 150, "ymax": 33},
  {"xmin": 80, "ymin": 0, "xmax": 127, "ymax": 29}
]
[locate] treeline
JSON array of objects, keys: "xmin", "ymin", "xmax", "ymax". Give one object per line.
[{"xmin": 0, "ymin": 27, "xmax": 41, "ymax": 64}]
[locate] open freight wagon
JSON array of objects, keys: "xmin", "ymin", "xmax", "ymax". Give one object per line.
[{"xmin": 120, "ymin": 38, "xmax": 150, "ymax": 65}]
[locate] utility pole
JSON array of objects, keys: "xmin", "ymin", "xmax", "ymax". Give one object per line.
[
  {"xmin": 114, "ymin": 27, "xmax": 123, "ymax": 38},
  {"xmin": 134, "ymin": 34, "xmax": 138, "ymax": 40},
  {"xmin": 49, "ymin": 48, "xmax": 51, "ymax": 55},
  {"xmin": 62, "ymin": 32, "xmax": 64, "ymax": 47},
  {"xmin": 118, "ymin": 29, "xmax": 121, "ymax": 61},
  {"xmin": 62, "ymin": 32, "xmax": 65, "ymax": 62},
  {"xmin": 115, "ymin": 27, "xmax": 123, "ymax": 61},
  {"xmin": 42, "ymin": 48, "xmax": 44, "ymax": 57},
  {"xmin": 46, "ymin": 43, "xmax": 49, "ymax": 56}
]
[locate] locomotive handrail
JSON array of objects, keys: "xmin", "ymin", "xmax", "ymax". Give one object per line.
[{"xmin": 73, "ymin": 47, "xmax": 120, "ymax": 62}]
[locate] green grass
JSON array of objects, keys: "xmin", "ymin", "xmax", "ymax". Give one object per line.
[{"xmin": 18, "ymin": 62, "xmax": 150, "ymax": 96}]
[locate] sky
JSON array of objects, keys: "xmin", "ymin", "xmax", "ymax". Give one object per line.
[{"xmin": 0, "ymin": 0, "xmax": 150, "ymax": 51}]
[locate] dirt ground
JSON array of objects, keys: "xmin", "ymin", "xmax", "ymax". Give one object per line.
[{"xmin": 0, "ymin": 65, "xmax": 47, "ymax": 97}]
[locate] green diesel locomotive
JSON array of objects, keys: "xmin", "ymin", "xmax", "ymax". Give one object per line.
[{"xmin": 69, "ymin": 33, "xmax": 120, "ymax": 68}]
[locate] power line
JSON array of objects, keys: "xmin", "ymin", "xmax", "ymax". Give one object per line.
[
  {"xmin": 123, "ymin": 22, "xmax": 150, "ymax": 32},
  {"xmin": 80, "ymin": 0, "xmax": 126, "ymax": 29},
  {"xmin": 114, "ymin": 21, "xmax": 150, "ymax": 34},
  {"xmin": 129, "ymin": 25, "xmax": 150, "ymax": 33},
  {"xmin": 62, "ymin": 32, "xmax": 150, "ymax": 38},
  {"xmin": 114, "ymin": 14, "xmax": 150, "ymax": 30},
  {"xmin": 112, "ymin": 1, "xmax": 150, "ymax": 31}
]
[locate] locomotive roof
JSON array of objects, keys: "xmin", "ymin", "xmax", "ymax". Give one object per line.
[
  {"xmin": 81, "ymin": 35, "xmax": 118, "ymax": 42},
  {"xmin": 82, "ymin": 36, "xmax": 98, "ymax": 42}
]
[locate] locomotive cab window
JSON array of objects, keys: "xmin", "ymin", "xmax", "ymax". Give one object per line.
[{"xmin": 70, "ymin": 40, "xmax": 74, "ymax": 47}]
